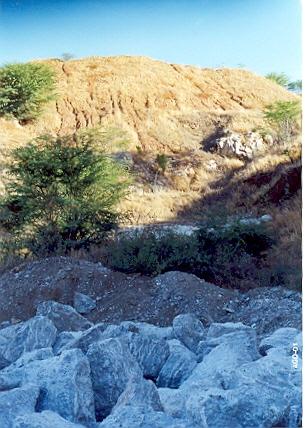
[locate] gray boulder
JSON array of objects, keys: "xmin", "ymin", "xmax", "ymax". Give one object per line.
[
  {"xmin": 5, "ymin": 348, "xmax": 53, "ymax": 371},
  {"xmin": 99, "ymin": 406, "xmax": 193, "ymax": 428},
  {"xmin": 87, "ymin": 337, "xmax": 142, "ymax": 420},
  {"xmin": 13, "ymin": 410, "xmax": 84, "ymax": 428},
  {"xmin": 259, "ymin": 327, "xmax": 300, "ymax": 356},
  {"xmin": 37, "ymin": 301, "xmax": 92, "ymax": 332},
  {"xmin": 0, "ymin": 385, "xmax": 39, "ymax": 428},
  {"xmin": 73, "ymin": 292, "xmax": 96, "ymax": 315},
  {"xmin": 0, "ymin": 316, "xmax": 57, "ymax": 363},
  {"xmin": 119, "ymin": 321, "xmax": 173, "ymax": 340},
  {"xmin": 6, "ymin": 349, "xmax": 95, "ymax": 424},
  {"xmin": 113, "ymin": 377, "xmax": 163, "ymax": 412},
  {"xmin": 157, "ymin": 339, "xmax": 197, "ymax": 388},
  {"xmin": 53, "ymin": 331, "xmax": 82, "ymax": 354},
  {"xmin": 127, "ymin": 333, "xmax": 170, "ymax": 380},
  {"xmin": 172, "ymin": 313, "xmax": 205, "ymax": 352}
]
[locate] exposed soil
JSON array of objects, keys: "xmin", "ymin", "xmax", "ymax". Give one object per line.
[{"xmin": 0, "ymin": 257, "xmax": 301, "ymax": 339}]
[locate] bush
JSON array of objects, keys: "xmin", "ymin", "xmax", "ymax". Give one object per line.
[
  {"xmin": 0, "ymin": 62, "xmax": 56, "ymax": 121},
  {"xmin": 0, "ymin": 129, "xmax": 130, "ymax": 256},
  {"xmin": 263, "ymin": 100, "xmax": 301, "ymax": 144},
  {"xmin": 104, "ymin": 220, "xmax": 274, "ymax": 289},
  {"xmin": 265, "ymin": 72, "xmax": 290, "ymax": 87}
]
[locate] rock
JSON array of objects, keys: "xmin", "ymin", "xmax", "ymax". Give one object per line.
[
  {"xmin": 5, "ymin": 348, "xmax": 53, "ymax": 370},
  {"xmin": 73, "ymin": 292, "xmax": 96, "ymax": 315},
  {"xmin": 172, "ymin": 313, "xmax": 206, "ymax": 352},
  {"xmin": 127, "ymin": 333, "xmax": 170, "ymax": 380},
  {"xmin": 87, "ymin": 337, "xmax": 142, "ymax": 420},
  {"xmin": 0, "ymin": 354, "xmax": 9, "ymax": 370},
  {"xmin": 5, "ymin": 349, "xmax": 95, "ymax": 425},
  {"xmin": 36, "ymin": 301, "xmax": 92, "ymax": 332},
  {"xmin": 206, "ymin": 321, "xmax": 255, "ymax": 341},
  {"xmin": 0, "ymin": 316, "xmax": 57, "ymax": 363},
  {"xmin": 212, "ymin": 130, "xmax": 263, "ymax": 159},
  {"xmin": 113, "ymin": 377, "xmax": 163, "ymax": 412},
  {"xmin": 259, "ymin": 327, "xmax": 300, "ymax": 355},
  {"xmin": 13, "ymin": 410, "xmax": 84, "ymax": 428},
  {"xmin": 157, "ymin": 339, "xmax": 197, "ymax": 388},
  {"xmin": 99, "ymin": 406, "xmax": 192, "ymax": 428},
  {"xmin": 0, "ymin": 385, "xmax": 40, "ymax": 428},
  {"xmin": 52, "ymin": 331, "xmax": 82, "ymax": 354},
  {"xmin": 119, "ymin": 321, "xmax": 173, "ymax": 340},
  {"xmin": 57, "ymin": 323, "xmax": 126, "ymax": 354}
]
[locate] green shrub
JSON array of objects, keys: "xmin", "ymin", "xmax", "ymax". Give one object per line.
[
  {"xmin": 265, "ymin": 72, "xmax": 290, "ymax": 87},
  {"xmin": 263, "ymin": 100, "xmax": 301, "ymax": 144},
  {"xmin": 104, "ymin": 220, "xmax": 274, "ymax": 289},
  {"xmin": 156, "ymin": 154, "xmax": 168, "ymax": 173},
  {"xmin": 0, "ymin": 129, "xmax": 130, "ymax": 256},
  {"xmin": 0, "ymin": 62, "xmax": 56, "ymax": 121}
]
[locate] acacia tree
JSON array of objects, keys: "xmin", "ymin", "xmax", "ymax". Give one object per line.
[
  {"xmin": 0, "ymin": 129, "xmax": 130, "ymax": 255},
  {"xmin": 0, "ymin": 63, "xmax": 56, "ymax": 121},
  {"xmin": 263, "ymin": 101, "xmax": 301, "ymax": 144},
  {"xmin": 265, "ymin": 72, "xmax": 290, "ymax": 87}
]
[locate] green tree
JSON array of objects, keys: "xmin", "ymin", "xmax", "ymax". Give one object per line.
[
  {"xmin": 288, "ymin": 80, "xmax": 302, "ymax": 92},
  {"xmin": 265, "ymin": 72, "xmax": 290, "ymax": 87},
  {"xmin": 0, "ymin": 63, "xmax": 56, "ymax": 121},
  {"xmin": 156, "ymin": 154, "xmax": 168, "ymax": 173},
  {"xmin": 61, "ymin": 53, "xmax": 75, "ymax": 61},
  {"xmin": 0, "ymin": 129, "xmax": 130, "ymax": 256},
  {"xmin": 263, "ymin": 100, "xmax": 301, "ymax": 144}
]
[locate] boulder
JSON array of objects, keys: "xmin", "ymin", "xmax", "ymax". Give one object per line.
[
  {"xmin": 127, "ymin": 333, "xmax": 170, "ymax": 380},
  {"xmin": 5, "ymin": 349, "xmax": 95, "ymax": 425},
  {"xmin": 0, "ymin": 385, "xmax": 39, "ymax": 428},
  {"xmin": 5, "ymin": 348, "xmax": 53, "ymax": 371},
  {"xmin": 259, "ymin": 327, "xmax": 300, "ymax": 355},
  {"xmin": 0, "ymin": 316, "xmax": 57, "ymax": 363},
  {"xmin": 157, "ymin": 339, "xmax": 197, "ymax": 388},
  {"xmin": 53, "ymin": 331, "xmax": 82, "ymax": 355},
  {"xmin": 99, "ymin": 406, "xmax": 192, "ymax": 428},
  {"xmin": 87, "ymin": 337, "xmax": 142, "ymax": 420},
  {"xmin": 73, "ymin": 292, "xmax": 96, "ymax": 315},
  {"xmin": 13, "ymin": 410, "xmax": 84, "ymax": 428},
  {"xmin": 113, "ymin": 377, "xmax": 163, "ymax": 412},
  {"xmin": 172, "ymin": 313, "xmax": 206, "ymax": 352},
  {"xmin": 119, "ymin": 321, "xmax": 173, "ymax": 340},
  {"xmin": 36, "ymin": 301, "xmax": 92, "ymax": 332}
]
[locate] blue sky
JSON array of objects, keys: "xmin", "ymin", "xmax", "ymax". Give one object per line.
[{"xmin": 0, "ymin": 0, "xmax": 302, "ymax": 79}]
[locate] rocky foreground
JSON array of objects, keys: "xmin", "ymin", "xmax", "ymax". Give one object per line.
[{"xmin": 0, "ymin": 274, "xmax": 302, "ymax": 427}]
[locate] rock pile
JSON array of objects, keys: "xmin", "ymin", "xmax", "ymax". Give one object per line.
[
  {"xmin": 0, "ymin": 301, "xmax": 301, "ymax": 427},
  {"xmin": 212, "ymin": 130, "xmax": 266, "ymax": 159}
]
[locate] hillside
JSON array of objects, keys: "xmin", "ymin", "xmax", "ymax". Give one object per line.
[
  {"xmin": 0, "ymin": 56, "xmax": 300, "ymax": 225},
  {"xmin": 0, "ymin": 56, "xmax": 297, "ymax": 148}
]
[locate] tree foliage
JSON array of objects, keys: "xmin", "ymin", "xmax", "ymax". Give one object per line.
[
  {"xmin": 264, "ymin": 101, "xmax": 301, "ymax": 143},
  {"xmin": 265, "ymin": 72, "xmax": 290, "ymax": 87},
  {"xmin": 0, "ymin": 129, "xmax": 131, "ymax": 256},
  {"xmin": 0, "ymin": 62, "xmax": 56, "ymax": 121}
]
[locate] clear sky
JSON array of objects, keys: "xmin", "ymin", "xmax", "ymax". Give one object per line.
[{"xmin": 0, "ymin": 0, "xmax": 302, "ymax": 79}]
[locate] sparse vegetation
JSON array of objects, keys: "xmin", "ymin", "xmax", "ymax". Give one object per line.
[
  {"xmin": 156, "ymin": 154, "xmax": 169, "ymax": 173},
  {"xmin": 0, "ymin": 62, "xmax": 56, "ymax": 122},
  {"xmin": 263, "ymin": 100, "xmax": 301, "ymax": 144},
  {"xmin": 0, "ymin": 129, "xmax": 130, "ymax": 256},
  {"xmin": 104, "ymin": 220, "xmax": 274, "ymax": 289},
  {"xmin": 265, "ymin": 72, "xmax": 290, "ymax": 87}
]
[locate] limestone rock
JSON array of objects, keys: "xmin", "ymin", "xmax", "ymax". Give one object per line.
[
  {"xmin": 73, "ymin": 292, "xmax": 96, "ymax": 315},
  {"xmin": 127, "ymin": 333, "xmax": 170, "ymax": 380},
  {"xmin": 173, "ymin": 313, "xmax": 206, "ymax": 352},
  {"xmin": 36, "ymin": 301, "xmax": 92, "ymax": 332},
  {"xmin": 13, "ymin": 410, "xmax": 84, "ymax": 428},
  {"xmin": 157, "ymin": 339, "xmax": 197, "ymax": 388},
  {"xmin": 0, "ymin": 316, "xmax": 57, "ymax": 363},
  {"xmin": 0, "ymin": 385, "xmax": 39, "ymax": 428},
  {"xmin": 87, "ymin": 337, "xmax": 142, "ymax": 420},
  {"xmin": 259, "ymin": 327, "xmax": 300, "ymax": 355},
  {"xmin": 113, "ymin": 377, "xmax": 163, "ymax": 412},
  {"xmin": 7, "ymin": 349, "xmax": 95, "ymax": 424},
  {"xmin": 99, "ymin": 406, "xmax": 193, "ymax": 428}
]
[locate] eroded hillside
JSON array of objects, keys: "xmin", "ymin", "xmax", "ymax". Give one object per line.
[{"xmin": 0, "ymin": 56, "xmax": 300, "ymax": 225}]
